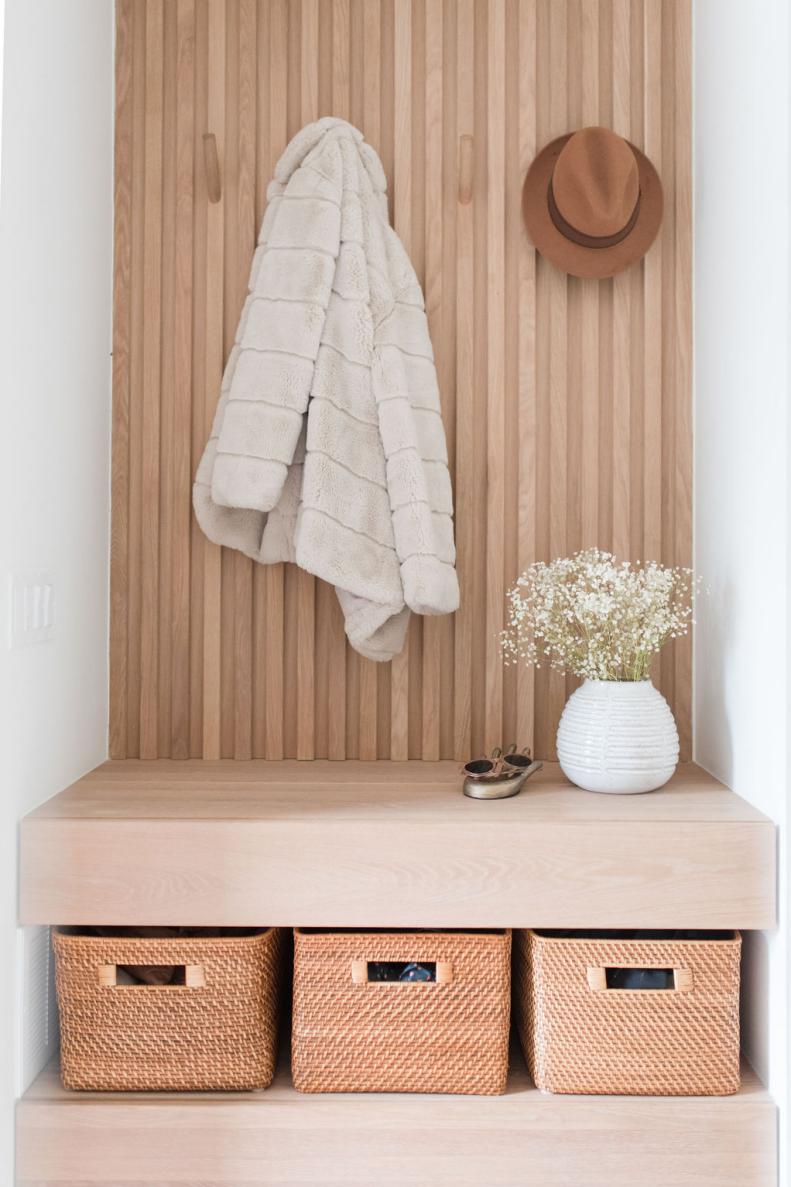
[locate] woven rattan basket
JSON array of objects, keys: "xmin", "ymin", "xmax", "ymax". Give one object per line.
[
  {"xmin": 515, "ymin": 929, "xmax": 741, "ymax": 1096},
  {"xmin": 54, "ymin": 927, "xmax": 283, "ymax": 1091},
  {"xmin": 292, "ymin": 928, "xmax": 511, "ymax": 1094}
]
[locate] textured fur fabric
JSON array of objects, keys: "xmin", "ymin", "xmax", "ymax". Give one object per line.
[{"xmin": 194, "ymin": 118, "xmax": 459, "ymax": 661}]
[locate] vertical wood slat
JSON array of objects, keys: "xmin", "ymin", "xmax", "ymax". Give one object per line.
[
  {"xmin": 579, "ymin": 0, "xmax": 600, "ymax": 554},
  {"xmin": 158, "ymin": 1, "xmax": 177, "ymax": 758},
  {"xmin": 232, "ymin": 0, "xmax": 257, "ymax": 760},
  {"xmin": 611, "ymin": 0, "xmax": 631, "ymax": 562},
  {"xmin": 326, "ymin": 0, "xmax": 350, "ymax": 760},
  {"xmin": 312, "ymin": 0, "xmax": 334, "ymax": 760},
  {"xmin": 200, "ymin": 0, "xmax": 225, "ymax": 759},
  {"xmin": 594, "ymin": 0, "xmax": 613, "ymax": 564},
  {"xmin": 437, "ymin": 0, "xmax": 457, "ymax": 761},
  {"xmin": 389, "ymin": 0, "xmax": 412, "ymax": 761},
  {"xmin": 531, "ymin": 0, "xmax": 550, "ymax": 755},
  {"xmin": 565, "ymin": 5, "xmax": 582, "ymax": 570},
  {"xmin": 406, "ymin": 2, "xmax": 425, "ymax": 763},
  {"xmin": 515, "ymin": 0, "xmax": 536, "ymax": 754},
  {"xmin": 421, "ymin": 0, "xmax": 443, "ymax": 761},
  {"xmin": 139, "ymin": 0, "xmax": 164, "ymax": 760},
  {"xmin": 188, "ymin": 0, "xmax": 208, "ymax": 758},
  {"xmin": 628, "ymin": 0, "xmax": 645, "ymax": 566},
  {"xmin": 171, "ymin": 0, "xmax": 195, "ymax": 760},
  {"xmin": 658, "ymin": 0, "xmax": 676, "ymax": 720},
  {"xmin": 109, "ymin": 0, "xmax": 134, "ymax": 759},
  {"xmin": 470, "ymin": 0, "xmax": 488, "ymax": 758},
  {"xmin": 251, "ymin": 0, "xmax": 271, "ymax": 760},
  {"xmin": 281, "ymin": 5, "xmax": 300, "ymax": 759},
  {"xmin": 264, "ymin": 0, "xmax": 288, "ymax": 761},
  {"xmin": 376, "ymin": 0, "xmax": 394, "ymax": 760},
  {"xmin": 296, "ymin": 0, "xmax": 319, "ymax": 759},
  {"xmin": 500, "ymin": 0, "xmax": 520, "ymax": 752},
  {"xmin": 219, "ymin": 0, "xmax": 238, "ymax": 761},
  {"xmin": 343, "ymin": 0, "xmax": 364, "ymax": 760},
  {"xmin": 643, "ymin": 0, "xmax": 662, "ymax": 573},
  {"xmin": 112, "ymin": 0, "xmax": 693, "ymax": 763},
  {"xmin": 453, "ymin": 0, "xmax": 474, "ymax": 762},
  {"xmin": 484, "ymin": 0, "xmax": 506, "ymax": 752},
  {"xmin": 357, "ymin": 0, "xmax": 382, "ymax": 763},
  {"xmin": 545, "ymin": 0, "xmax": 568, "ymax": 757},
  {"xmin": 673, "ymin": 0, "xmax": 693, "ymax": 759}
]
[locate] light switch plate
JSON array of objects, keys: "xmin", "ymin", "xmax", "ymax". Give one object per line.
[{"xmin": 9, "ymin": 571, "xmax": 55, "ymax": 647}]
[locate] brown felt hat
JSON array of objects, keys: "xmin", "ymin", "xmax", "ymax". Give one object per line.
[{"xmin": 522, "ymin": 126, "xmax": 663, "ymax": 279}]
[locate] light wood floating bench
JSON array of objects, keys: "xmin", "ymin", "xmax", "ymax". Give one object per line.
[
  {"xmin": 19, "ymin": 760, "xmax": 775, "ymax": 928},
  {"xmin": 16, "ymin": 1050, "xmax": 777, "ymax": 1187},
  {"xmin": 16, "ymin": 760, "xmax": 779, "ymax": 1187}
]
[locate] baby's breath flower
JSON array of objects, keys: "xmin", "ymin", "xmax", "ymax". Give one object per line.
[{"xmin": 501, "ymin": 548, "xmax": 699, "ymax": 682}]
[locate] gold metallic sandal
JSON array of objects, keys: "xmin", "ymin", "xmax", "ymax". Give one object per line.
[{"xmin": 462, "ymin": 746, "xmax": 542, "ymax": 799}]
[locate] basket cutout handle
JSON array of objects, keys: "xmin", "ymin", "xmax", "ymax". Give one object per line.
[
  {"xmin": 351, "ymin": 960, "xmax": 453, "ymax": 985},
  {"xmin": 586, "ymin": 966, "xmax": 693, "ymax": 993},
  {"xmin": 97, "ymin": 964, "xmax": 206, "ymax": 988}
]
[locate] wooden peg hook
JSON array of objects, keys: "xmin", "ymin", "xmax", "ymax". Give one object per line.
[
  {"xmin": 203, "ymin": 132, "xmax": 222, "ymax": 203},
  {"xmin": 458, "ymin": 134, "xmax": 474, "ymax": 205}
]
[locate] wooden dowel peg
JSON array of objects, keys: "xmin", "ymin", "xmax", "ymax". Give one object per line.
[
  {"xmin": 458, "ymin": 134, "xmax": 474, "ymax": 205},
  {"xmin": 202, "ymin": 132, "xmax": 222, "ymax": 203}
]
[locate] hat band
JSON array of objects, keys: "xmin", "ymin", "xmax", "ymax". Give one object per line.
[{"xmin": 548, "ymin": 181, "xmax": 641, "ymax": 249}]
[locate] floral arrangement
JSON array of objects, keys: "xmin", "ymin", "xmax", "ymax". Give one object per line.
[{"xmin": 501, "ymin": 548, "xmax": 697, "ymax": 682}]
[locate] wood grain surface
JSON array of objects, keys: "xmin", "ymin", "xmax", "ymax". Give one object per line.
[
  {"xmin": 111, "ymin": 0, "xmax": 693, "ymax": 761},
  {"xmin": 19, "ymin": 762, "xmax": 774, "ymax": 929},
  {"xmin": 17, "ymin": 1052, "xmax": 776, "ymax": 1187}
]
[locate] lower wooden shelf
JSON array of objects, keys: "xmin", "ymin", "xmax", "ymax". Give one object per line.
[{"xmin": 17, "ymin": 1049, "xmax": 777, "ymax": 1187}]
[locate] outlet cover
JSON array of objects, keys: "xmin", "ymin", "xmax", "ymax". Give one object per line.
[{"xmin": 9, "ymin": 571, "xmax": 55, "ymax": 647}]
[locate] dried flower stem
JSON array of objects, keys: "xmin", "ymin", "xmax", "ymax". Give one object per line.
[{"xmin": 501, "ymin": 548, "xmax": 698, "ymax": 682}]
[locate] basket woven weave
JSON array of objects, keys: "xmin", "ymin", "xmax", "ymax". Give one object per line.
[
  {"xmin": 292, "ymin": 929, "xmax": 511, "ymax": 1094},
  {"xmin": 54, "ymin": 927, "xmax": 283, "ymax": 1091},
  {"xmin": 515, "ymin": 929, "xmax": 741, "ymax": 1096}
]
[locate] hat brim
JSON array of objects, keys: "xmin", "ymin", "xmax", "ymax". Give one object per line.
[{"xmin": 522, "ymin": 133, "xmax": 663, "ymax": 280}]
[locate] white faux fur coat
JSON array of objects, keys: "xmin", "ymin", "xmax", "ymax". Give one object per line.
[{"xmin": 193, "ymin": 118, "xmax": 459, "ymax": 661}]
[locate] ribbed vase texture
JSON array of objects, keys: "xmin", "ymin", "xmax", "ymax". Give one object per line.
[{"xmin": 556, "ymin": 679, "xmax": 679, "ymax": 794}]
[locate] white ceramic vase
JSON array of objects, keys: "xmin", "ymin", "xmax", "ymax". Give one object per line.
[{"xmin": 556, "ymin": 679, "xmax": 679, "ymax": 794}]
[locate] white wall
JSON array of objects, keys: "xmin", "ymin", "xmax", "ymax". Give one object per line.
[
  {"xmin": 694, "ymin": 0, "xmax": 790, "ymax": 1178},
  {"xmin": 0, "ymin": 1, "xmax": 113, "ymax": 1180}
]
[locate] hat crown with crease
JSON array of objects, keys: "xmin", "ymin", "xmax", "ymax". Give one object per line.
[
  {"xmin": 522, "ymin": 123, "xmax": 662, "ymax": 279},
  {"xmin": 552, "ymin": 127, "xmax": 639, "ymax": 239}
]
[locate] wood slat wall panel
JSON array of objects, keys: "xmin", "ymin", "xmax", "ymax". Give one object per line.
[{"xmin": 111, "ymin": 0, "xmax": 692, "ymax": 761}]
